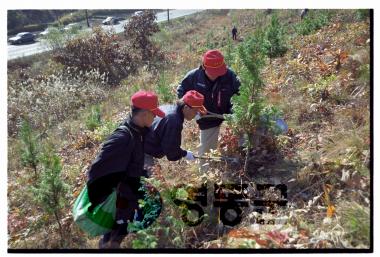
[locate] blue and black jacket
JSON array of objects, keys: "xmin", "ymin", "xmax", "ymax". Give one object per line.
[
  {"xmin": 144, "ymin": 104, "xmax": 188, "ymax": 161},
  {"xmin": 177, "ymin": 66, "xmax": 240, "ymax": 130}
]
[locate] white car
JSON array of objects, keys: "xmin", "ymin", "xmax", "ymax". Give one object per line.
[
  {"xmin": 102, "ymin": 17, "xmax": 117, "ymax": 25},
  {"xmin": 39, "ymin": 27, "xmax": 52, "ymax": 36},
  {"xmin": 133, "ymin": 11, "xmax": 143, "ymax": 17}
]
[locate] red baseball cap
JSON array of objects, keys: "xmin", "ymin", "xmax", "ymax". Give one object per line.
[
  {"xmin": 202, "ymin": 49, "xmax": 227, "ymax": 77},
  {"xmin": 182, "ymin": 90, "xmax": 207, "ymax": 115},
  {"xmin": 131, "ymin": 91, "xmax": 165, "ymax": 118}
]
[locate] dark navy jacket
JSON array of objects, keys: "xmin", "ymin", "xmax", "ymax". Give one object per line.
[
  {"xmin": 144, "ymin": 104, "xmax": 187, "ymax": 161},
  {"xmin": 177, "ymin": 66, "xmax": 240, "ymax": 130},
  {"xmin": 86, "ymin": 116, "xmax": 149, "ymax": 207}
]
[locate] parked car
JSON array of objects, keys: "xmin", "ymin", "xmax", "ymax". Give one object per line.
[
  {"xmin": 102, "ymin": 16, "xmax": 118, "ymax": 25},
  {"xmin": 133, "ymin": 11, "xmax": 143, "ymax": 17},
  {"xmin": 8, "ymin": 32, "xmax": 35, "ymax": 44}
]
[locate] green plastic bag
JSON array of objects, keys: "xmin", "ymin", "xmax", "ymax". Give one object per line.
[{"xmin": 72, "ymin": 186, "xmax": 116, "ymax": 237}]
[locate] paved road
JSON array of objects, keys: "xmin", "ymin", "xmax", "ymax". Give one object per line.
[{"xmin": 8, "ymin": 9, "xmax": 204, "ymax": 60}]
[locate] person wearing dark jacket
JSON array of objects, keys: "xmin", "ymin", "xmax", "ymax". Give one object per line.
[
  {"xmin": 177, "ymin": 50, "xmax": 240, "ymax": 166},
  {"xmin": 300, "ymin": 9, "xmax": 309, "ymax": 20},
  {"xmin": 232, "ymin": 26, "xmax": 237, "ymax": 40},
  {"xmin": 144, "ymin": 90, "xmax": 207, "ymax": 169},
  {"xmin": 86, "ymin": 91, "xmax": 165, "ymax": 249}
]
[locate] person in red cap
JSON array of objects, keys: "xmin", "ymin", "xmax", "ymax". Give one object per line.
[
  {"xmin": 177, "ymin": 49, "xmax": 240, "ymax": 170},
  {"xmin": 85, "ymin": 91, "xmax": 165, "ymax": 249},
  {"xmin": 144, "ymin": 90, "xmax": 207, "ymax": 170}
]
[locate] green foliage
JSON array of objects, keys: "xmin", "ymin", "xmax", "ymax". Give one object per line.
[
  {"xmin": 224, "ymin": 30, "xmax": 235, "ymax": 66},
  {"xmin": 205, "ymin": 31, "xmax": 216, "ymax": 49},
  {"xmin": 41, "ymin": 25, "xmax": 85, "ymax": 52},
  {"xmin": 19, "ymin": 119, "xmax": 39, "ymax": 173},
  {"xmin": 358, "ymin": 64, "xmax": 370, "ymax": 82},
  {"xmin": 129, "ymin": 180, "xmax": 190, "ymax": 248},
  {"xmin": 340, "ymin": 202, "xmax": 370, "ymax": 246},
  {"xmin": 228, "ymin": 29, "xmax": 267, "ymax": 137},
  {"xmin": 7, "ymin": 10, "xmax": 71, "ymax": 31},
  {"xmin": 264, "ymin": 15, "xmax": 288, "ymax": 58},
  {"xmin": 259, "ymin": 105, "xmax": 284, "ymax": 135},
  {"xmin": 296, "ymin": 10, "xmax": 330, "ymax": 35},
  {"xmin": 156, "ymin": 72, "xmax": 175, "ymax": 103},
  {"xmin": 32, "ymin": 149, "xmax": 69, "ymax": 215},
  {"xmin": 85, "ymin": 105, "xmax": 101, "ymax": 131},
  {"xmin": 165, "ymin": 215, "xmax": 187, "ymax": 247},
  {"xmin": 57, "ymin": 11, "xmax": 86, "ymax": 26},
  {"xmin": 128, "ymin": 180, "xmax": 163, "ymax": 235},
  {"xmin": 132, "ymin": 230, "xmax": 159, "ymax": 248},
  {"xmin": 90, "ymin": 120, "xmax": 119, "ymax": 142},
  {"xmin": 31, "ymin": 145, "xmax": 69, "ymax": 243},
  {"xmin": 301, "ymin": 74, "xmax": 337, "ymax": 100},
  {"xmin": 53, "ymin": 27, "xmax": 137, "ymax": 85},
  {"xmin": 356, "ymin": 9, "xmax": 370, "ymax": 21}
]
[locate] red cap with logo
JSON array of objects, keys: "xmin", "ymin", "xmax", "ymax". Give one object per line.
[
  {"xmin": 202, "ymin": 49, "xmax": 227, "ymax": 77},
  {"xmin": 131, "ymin": 91, "xmax": 165, "ymax": 118},
  {"xmin": 182, "ymin": 90, "xmax": 207, "ymax": 115}
]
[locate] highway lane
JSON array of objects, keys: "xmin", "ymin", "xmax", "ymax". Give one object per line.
[{"xmin": 8, "ymin": 9, "xmax": 204, "ymax": 60}]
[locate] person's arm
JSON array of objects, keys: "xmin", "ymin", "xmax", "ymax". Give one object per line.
[
  {"xmin": 161, "ymin": 118, "xmax": 187, "ymax": 161},
  {"xmin": 87, "ymin": 131, "xmax": 133, "ymax": 206},
  {"xmin": 227, "ymin": 72, "xmax": 241, "ymax": 114}
]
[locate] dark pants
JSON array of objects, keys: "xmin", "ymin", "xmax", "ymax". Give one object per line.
[
  {"xmin": 232, "ymin": 33, "xmax": 237, "ymax": 40},
  {"xmin": 144, "ymin": 154, "xmax": 156, "ymax": 177},
  {"xmin": 99, "ymin": 178, "xmax": 144, "ymax": 249}
]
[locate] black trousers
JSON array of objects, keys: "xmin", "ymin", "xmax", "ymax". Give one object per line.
[{"xmin": 99, "ymin": 177, "xmax": 145, "ymax": 249}]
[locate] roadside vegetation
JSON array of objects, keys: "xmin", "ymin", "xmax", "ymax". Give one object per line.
[{"xmin": 8, "ymin": 9, "xmax": 371, "ymax": 249}]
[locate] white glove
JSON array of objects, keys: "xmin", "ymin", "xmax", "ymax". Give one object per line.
[{"xmin": 185, "ymin": 151, "xmax": 195, "ymax": 161}]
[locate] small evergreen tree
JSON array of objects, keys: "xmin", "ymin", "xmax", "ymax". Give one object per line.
[
  {"xmin": 264, "ymin": 14, "xmax": 287, "ymax": 59},
  {"xmin": 156, "ymin": 72, "xmax": 175, "ymax": 104},
  {"xmin": 31, "ymin": 147, "xmax": 69, "ymax": 245},
  {"xmin": 228, "ymin": 28, "xmax": 283, "ymax": 172},
  {"xmin": 228, "ymin": 29, "xmax": 267, "ymax": 172},
  {"xmin": 295, "ymin": 10, "xmax": 330, "ymax": 36},
  {"xmin": 224, "ymin": 29, "xmax": 235, "ymax": 67},
  {"xmin": 85, "ymin": 105, "xmax": 102, "ymax": 131},
  {"xmin": 19, "ymin": 119, "xmax": 39, "ymax": 176},
  {"xmin": 356, "ymin": 9, "xmax": 370, "ymax": 21}
]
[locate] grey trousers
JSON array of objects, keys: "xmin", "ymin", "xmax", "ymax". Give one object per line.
[
  {"xmin": 198, "ymin": 126, "xmax": 221, "ymax": 156},
  {"xmin": 198, "ymin": 126, "xmax": 220, "ymax": 171}
]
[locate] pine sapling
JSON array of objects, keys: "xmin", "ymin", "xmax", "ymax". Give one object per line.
[
  {"xmin": 19, "ymin": 119, "xmax": 39, "ymax": 176},
  {"xmin": 31, "ymin": 147, "xmax": 69, "ymax": 246}
]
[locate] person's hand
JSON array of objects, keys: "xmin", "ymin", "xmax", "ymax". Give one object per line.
[{"xmin": 185, "ymin": 151, "xmax": 195, "ymax": 161}]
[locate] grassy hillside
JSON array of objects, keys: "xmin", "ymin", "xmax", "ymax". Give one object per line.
[{"xmin": 7, "ymin": 9, "xmax": 371, "ymax": 250}]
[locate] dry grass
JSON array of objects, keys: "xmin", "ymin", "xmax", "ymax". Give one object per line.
[{"xmin": 8, "ymin": 9, "xmax": 371, "ymax": 249}]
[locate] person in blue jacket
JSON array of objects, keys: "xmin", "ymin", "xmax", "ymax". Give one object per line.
[
  {"xmin": 177, "ymin": 49, "xmax": 240, "ymax": 167},
  {"xmin": 144, "ymin": 90, "xmax": 207, "ymax": 169},
  {"xmin": 86, "ymin": 91, "xmax": 165, "ymax": 249}
]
